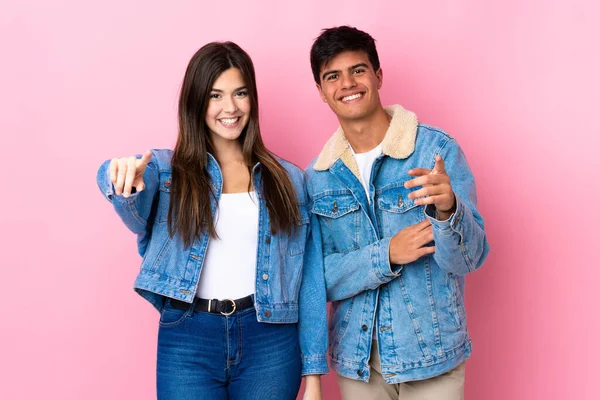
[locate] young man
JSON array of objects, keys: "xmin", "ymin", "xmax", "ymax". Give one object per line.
[{"xmin": 305, "ymin": 26, "xmax": 490, "ymax": 399}]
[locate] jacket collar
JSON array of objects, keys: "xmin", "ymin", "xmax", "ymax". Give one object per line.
[{"xmin": 313, "ymin": 104, "xmax": 418, "ymax": 179}]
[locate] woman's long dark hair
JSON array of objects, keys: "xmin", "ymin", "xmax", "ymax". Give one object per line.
[{"xmin": 168, "ymin": 42, "xmax": 300, "ymax": 248}]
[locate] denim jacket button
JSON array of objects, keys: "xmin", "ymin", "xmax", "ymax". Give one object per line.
[
  {"xmin": 357, "ymin": 370, "xmax": 363, "ymax": 377},
  {"xmin": 264, "ymin": 310, "xmax": 272, "ymax": 318},
  {"xmin": 265, "ymin": 236, "xmax": 271, "ymax": 244},
  {"xmin": 262, "ymin": 273, "xmax": 269, "ymax": 281},
  {"xmin": 362, "ymin": 324, "xmax": 368, "ymax": 331}
]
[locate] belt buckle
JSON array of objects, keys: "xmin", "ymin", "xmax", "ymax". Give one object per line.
[{"xmin": 220, "ymin": 299, "xmax": 236, "ymax": 316}]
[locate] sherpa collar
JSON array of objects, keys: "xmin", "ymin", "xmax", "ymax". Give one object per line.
[{"xmin": 313, "ymin": 104, "xmax": 418, "ymax": 179}]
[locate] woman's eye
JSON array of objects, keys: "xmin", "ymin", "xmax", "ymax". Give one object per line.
[
  {"xmin": 235, "ymin": 91, "xmax": 248, "ymax": 97},
  {"xmin": 210, "ymin": 93, "xmax": 220, "ymax": 99}
]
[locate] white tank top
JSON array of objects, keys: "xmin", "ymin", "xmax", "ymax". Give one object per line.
[{"xmin": 195, "ymin": 191, "xmax": 259, "ymax": 299}]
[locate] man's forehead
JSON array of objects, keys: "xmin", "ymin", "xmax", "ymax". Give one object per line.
[{"xmin": 321, "ymin": 50, "xmax": 372, "ymax": 71}]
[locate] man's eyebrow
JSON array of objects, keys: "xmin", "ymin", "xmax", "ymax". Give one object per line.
[
  {"xmin": 349, "ymin": 63, "xmax": 369, "ymax": 70},
  {"xmin": 321, "ymin": 63, "xmax": 370, "ymax": 80},
  {"xmin": 321, "ymin": 69, "xmax": 341, "ymax": 81}
]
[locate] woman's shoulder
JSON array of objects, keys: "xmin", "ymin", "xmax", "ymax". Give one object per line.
[
  {"xmin": 273, "ymin": 156, "xmax": 305, "ymax": 183},
  {"xmin": 149, "ymin": 149, "xmax": 174, "ymax": 172}
]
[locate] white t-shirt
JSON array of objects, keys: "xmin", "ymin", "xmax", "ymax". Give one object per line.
[
  {"xmin": 352, "ymin": 143, "xmax": 383, "ymax": 201},
  {"xmin": 195, "ymin": 191, "xmax": 259, "ymax": 299}
]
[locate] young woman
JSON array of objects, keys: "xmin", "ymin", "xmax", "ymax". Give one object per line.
[{"xmin": 97, "ymin": 42, "xmax": 327, "ymax": 400}]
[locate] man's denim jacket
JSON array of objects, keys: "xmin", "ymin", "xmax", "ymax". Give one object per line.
[
  {"xmin": 97, "ymin": 149, "xmax": 328, "ymax": 375},
  {"xmin": 305, "ymin": 105, "xmax": 489, "ymax": 383}
]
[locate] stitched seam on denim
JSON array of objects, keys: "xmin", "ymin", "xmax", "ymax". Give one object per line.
[
  {"xmin": 419, "ymin": 124, "xmax": 455, "ymax": 141},
  {"xmin": 287, "ymin": 224, "xmax": 308, "ymax": 256},
  {"xmin": 461, "ymin": 242, "xmax": 475, "ymax": 273},
  {"xmin": 373, "ymin": 240, "xmax": 393, "ymax": 284},
  {"xmin": 135, "ymin": 268, "xmax": 194, "ymax": 284},
  {"xmin": 450, "ymin": 275, "xmax": 462, "ymax": 329},
  {"xmin": 125, "ymin": 199, "xmax": 147, "ymax": 228},
  {"xmin": 235, "ymin": 313, "xmax": 243, "ymax": 365},
  {"xmin": 225, "ymin": 316, "xmax": 231, "ymax": 369},
  {"xmin": 425, "ymin": 259, "xmax": 444, "ymax": 357},
  {"xmin": 453, "ymin": 277, "xmax": 466, "ymax": 326},
  {"xmin": 302, "ymin": 355, "xmax": 328, "ymax": 361},
  {"xmin": 355, "ymin": 294, "xmax": 373, "ymax": 365},
  {"xmin": 334, "ymin": 340, "xmax": 470, "ymax": 373},
  {"xmin": 158, "ymin": 308, "xmax": 189, "ymax": 328},
  {"xmin": 398, "ymin": 275, "xmax": 431, "ymax": 359},
  {"xmin": 332, "ymin": 298, "xmax": 354, "ymax": 352},
  {"xmin": 381, "ymin": 284, "xmax": 399, "ymax": 362},
  {"xmin": 149, "ymin": 238, "xmax": 173, "ymax": 274}
]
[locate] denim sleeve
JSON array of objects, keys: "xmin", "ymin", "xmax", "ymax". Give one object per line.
[
  {"xmin": 304, "ymin": 173, "xmax": 399, "ymax": 302},
  {"xmin": 298, "ymin": 210, "xmax": 329, "ymax": 376},
  {"xmin": 424, "ymin": 139, "xmax": 490, "ymax": 275},
  {"xmin": 322, "ymin": 236, "xmax": 396, "ymax": 302},
  {"xmin": 96, "ymin": 154, "xmax": 160, "ymax": 237}
]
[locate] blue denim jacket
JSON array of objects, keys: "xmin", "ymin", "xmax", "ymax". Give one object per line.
[
  {"xmin": 305, "ymin": 105, "xmax": 490, "ymax": 383},
  {"xmin": 97, "ymin": 149, "xmax": 328, "ymax": 375}
]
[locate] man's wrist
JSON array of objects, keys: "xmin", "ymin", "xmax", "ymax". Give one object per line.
[{"xmin": 436, "ymin": 203, "xmax": 456, "ymax": 221}]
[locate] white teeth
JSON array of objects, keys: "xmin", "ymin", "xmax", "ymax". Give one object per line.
[
  {"xmin": 342, "ymin": 93, "xmax": 363, "ymax": 102},
  {"xmin": 219, "ymin": 117, "xmax": 239, "ymax": 125}
]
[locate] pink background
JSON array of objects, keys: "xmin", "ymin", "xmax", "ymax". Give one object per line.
[{"xmin": 1, "ymin": 0, "xmax": 598, "ymax": 399}]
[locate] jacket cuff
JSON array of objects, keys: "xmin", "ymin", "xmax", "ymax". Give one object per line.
[
  {"xmin": 99, "ymin": 166, "xmax": 142, "ymax": 203},
  {"xmin": 425, "ymin": 197, "xmax": 466, "ymax": 241},
  {"xmin": 373, "ymin": 237, "xmax": 402, "ymax": 280},
  {"xmin": 301, "ymin": 355, "xmax": 329, "ymax": 376}
]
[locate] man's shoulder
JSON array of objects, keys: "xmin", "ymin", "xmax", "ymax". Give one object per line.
[{"xmin": 417, "ymin": 123, "xmax": 455, "ymax": 141}]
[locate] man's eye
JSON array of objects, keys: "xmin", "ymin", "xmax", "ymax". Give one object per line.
[
  {"xmin": 353, "ymin": 69, "xmax": 365, "ymax": 74},
  {"xmin": 326, "ymin": 74, "xmax": 339, "ymax": 81}
]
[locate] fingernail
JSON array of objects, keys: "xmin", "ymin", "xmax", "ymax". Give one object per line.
[{"xmin": 123, "ymin": 192, "xmax": 130, "ymax": 198}]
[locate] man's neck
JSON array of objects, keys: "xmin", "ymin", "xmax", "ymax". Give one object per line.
[{"xmin": 340, "ymin": 106, "xmax": 391, "ymax": 153}]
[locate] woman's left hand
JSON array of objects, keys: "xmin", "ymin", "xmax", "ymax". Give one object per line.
[{"xmin": 303, "ymin": 375, "xmax": 322, "ymax": 400}]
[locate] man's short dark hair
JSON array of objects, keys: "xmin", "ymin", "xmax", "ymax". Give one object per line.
[{"xmin": 310, "ymin": 26, "xmax": 380, "ymax": 85}]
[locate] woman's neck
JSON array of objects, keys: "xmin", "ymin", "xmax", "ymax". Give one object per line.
[{"xmin": 212, "ymin": 137, "xmax": 245, "ymax": 165}]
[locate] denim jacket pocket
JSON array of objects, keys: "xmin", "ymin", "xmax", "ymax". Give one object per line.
[
  {"xmin": 311, "ymin": 192, "xmax": 361, "ymax": 253},
  {"xmin": 377, "ymin": 184, "xmax": 425, "ymax": 236},
  {"xmin": 312, "ymin": 192, "xmax": 359, "ymax": 218},
  {"xmin": 377, "ymin": 184, "xmax": 418, "ymax": 213}
]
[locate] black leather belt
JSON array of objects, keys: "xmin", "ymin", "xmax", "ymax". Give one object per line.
[{"xmin": 170, "ymin": 295, "xmax": 254, "ymax": 316}]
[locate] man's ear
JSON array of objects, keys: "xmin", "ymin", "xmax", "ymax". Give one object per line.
[
  {"xmin": 317, "ymin": 83, "xmax": 327, "ymax": 102},
  {"xmin": 376, "ymin": 68, "xmax": 383, "ymax": 89}
]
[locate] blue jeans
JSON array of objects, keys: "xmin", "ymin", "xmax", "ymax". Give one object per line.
[{"xmin": 156, "ymin": 298, "xmax": 302, "ymax": 400}]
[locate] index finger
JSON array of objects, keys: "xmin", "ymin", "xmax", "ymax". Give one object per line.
[
  {"xmin": 138, "ymin": 151, "xmax": 152, "ymax": 167},
  {"xmin": 407, "ymin": 168, "xmax": 431, "ymax": 177},
  {"xmin": 432, "ymin": 155, "xmax": 446, "ymax": 174}
]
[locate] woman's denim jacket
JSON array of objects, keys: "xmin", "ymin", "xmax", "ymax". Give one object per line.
[
  {"xmin": 97, "ymin": 149, "xmax": 328, "ymax": 375},
  {"xmin": 305, "ymin": 105, "xmax": 490, "ymax": 383}
]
